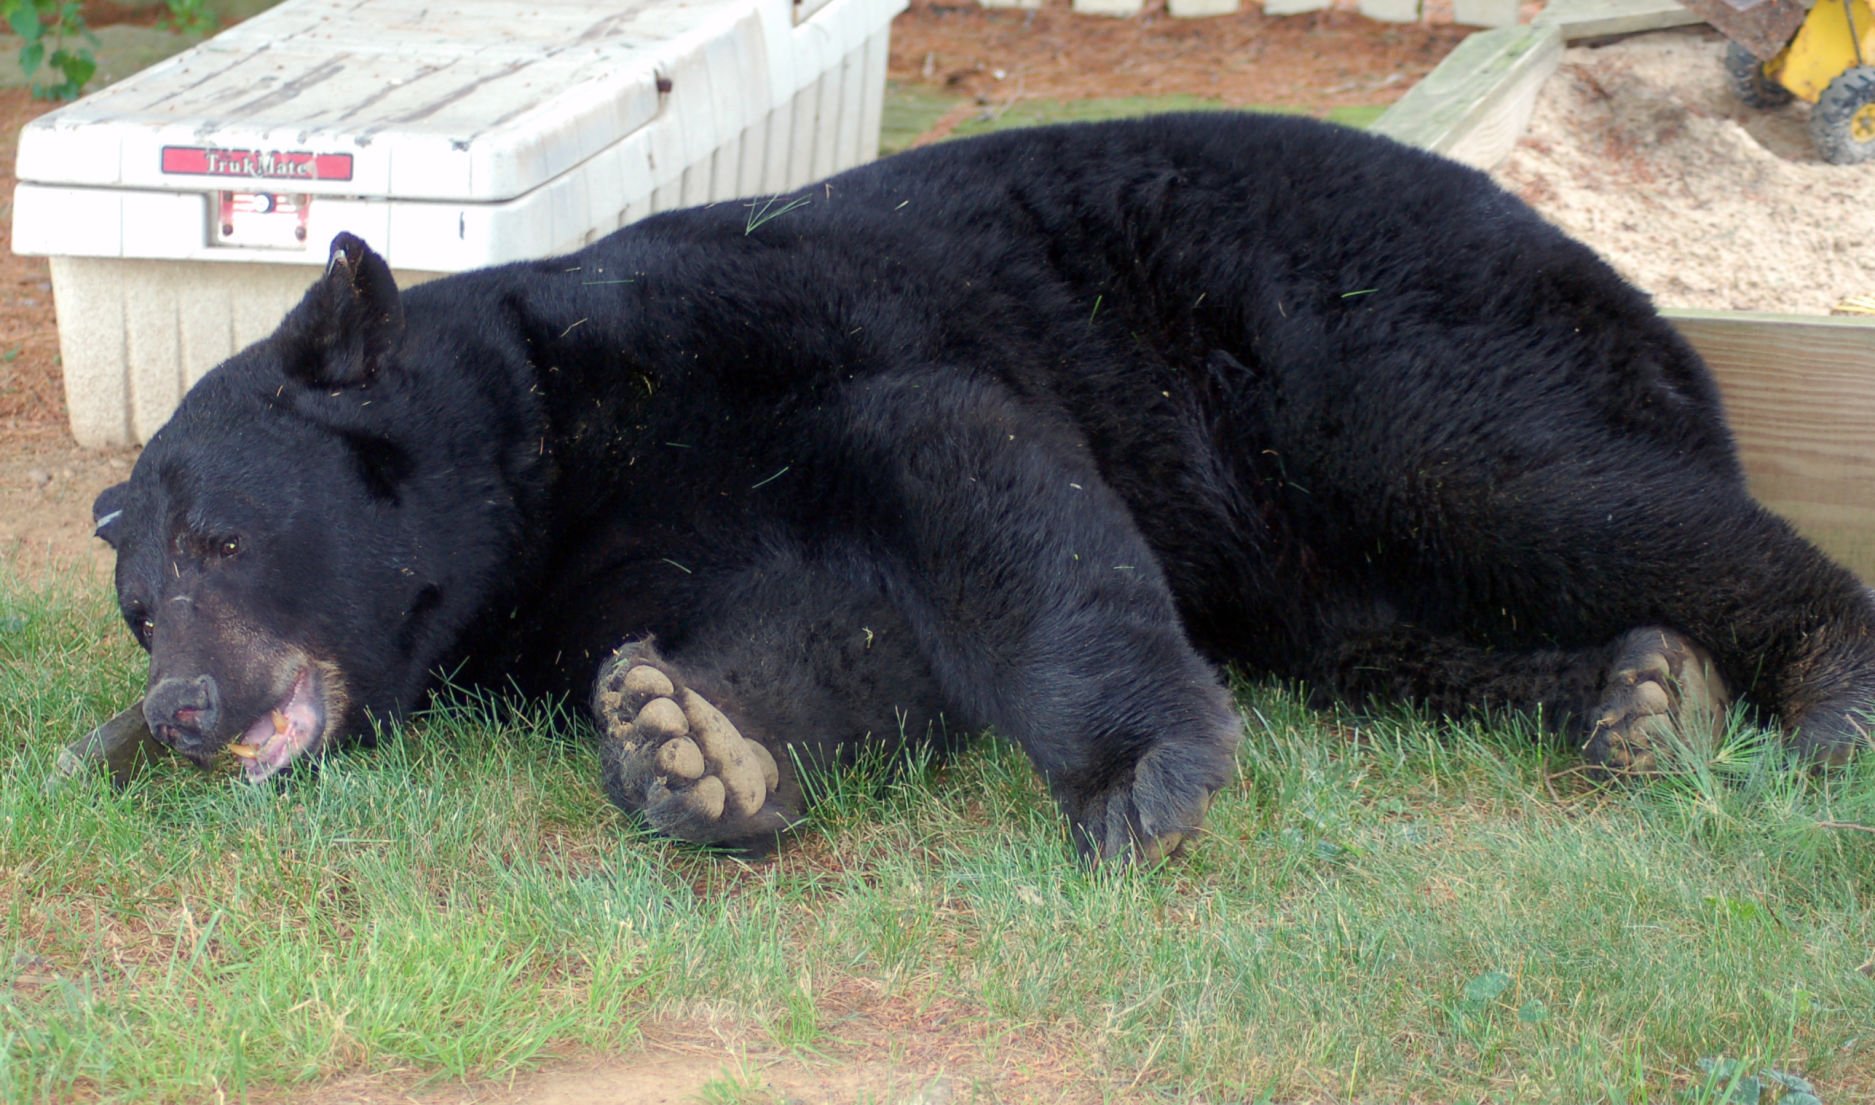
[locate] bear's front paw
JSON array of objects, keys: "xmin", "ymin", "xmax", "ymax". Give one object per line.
[
  {"xmin": 1068, "ymin": 744, "xmax": 1220, "ymax": 866},
  {"xmin": 594, "ymin": 658, "xmax": 793, "ymax": 847},
  {"xmin": 1582, "ymin": 627, "xmax": 1731, "ymax": 772}
]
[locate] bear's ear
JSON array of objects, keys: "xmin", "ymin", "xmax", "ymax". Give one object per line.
[
  {"xmin": 93, "ymin": 482, "xmax": 128, "ymax": 548},
  {"xmin": 278, "ymin": 232, "xmax": 405, "ymax": 389}
]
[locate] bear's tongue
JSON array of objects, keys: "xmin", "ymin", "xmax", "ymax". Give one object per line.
[{"xmin": 226, "ymin": 669, "xmax": 323, "ymax": 782}]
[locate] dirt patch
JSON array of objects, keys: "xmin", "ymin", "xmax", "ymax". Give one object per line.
[
  {"xmin": 0, "ymin": 424, "xmax": 128, "ymax": 579},
  {"xmin": 1, "ymin": 83, "xmax": 122, "ymax": 578},
  {"xmin": 1494, "ymin": 26, "xmax": 1875, "ymax": 316},
  {"xmin": 1, "ymin": 78, "xmax": 123, "ymax": 577},
  {"xmin": 890, "ymin": 0, "xmax": 1474, "ymax": 111},
  {"xmin": 263, "ymin": 1051, "xmax": 951, "ymax": 1105},
  {"xmin": 245, "ymin": 1002, "xmax": 1088, "ymax": 1105},
  {"xmin": 0, "ymin": 88, "xmax": 64, "ymax": 432}
]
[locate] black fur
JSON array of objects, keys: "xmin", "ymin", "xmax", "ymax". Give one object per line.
[{"xmin": 96, "ymin": 114, "xmax": 1875, "ymax": 858}]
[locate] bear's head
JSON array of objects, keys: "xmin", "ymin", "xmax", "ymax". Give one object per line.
[{"xmin": 94, "ymin": 233, "xmax": 522, "ymax": 780}]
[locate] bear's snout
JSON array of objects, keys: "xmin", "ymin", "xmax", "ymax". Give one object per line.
[{"xmin": 144, "ymin": 674, "xmax": 222, "ymax": 757}]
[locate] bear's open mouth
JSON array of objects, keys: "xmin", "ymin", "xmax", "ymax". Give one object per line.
[{"xmin": 225, "ymin": 666, "xmax": 328, "ymax": 782}]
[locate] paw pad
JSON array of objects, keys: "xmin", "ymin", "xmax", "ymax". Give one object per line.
[
  {"xmin": 597, "ymin": 662, "xmax": 784, "ymax": 840},
  {"xmin": 1584, "ymin": 628, "xmax": 1731, "ymax": 772}
]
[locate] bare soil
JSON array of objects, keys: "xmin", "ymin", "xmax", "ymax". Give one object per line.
[
  {"xmin": 251, "ymin": 1007, "xmax": 1083, "ymax": 1105},
  {"xmin": 889, "ymin": 0, "xmax": 1472, "ymax": 110},
  {"xmin": 1, "ymin": 81, "xmax": 136, "ymax": 580}
]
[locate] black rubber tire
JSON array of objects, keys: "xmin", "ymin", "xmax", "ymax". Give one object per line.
[
  {"xmin": 1723, "ymin": 41, "xmax": 1793, "ymax": 109},
  {"xmin": 1811, "ymin": 66, "xmax": 1875, "ymax": 164}
]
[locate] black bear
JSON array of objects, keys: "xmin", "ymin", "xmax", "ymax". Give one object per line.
[{"xmin": 90, "ymin": 113, "xmax": 1875, "ymax": 862}]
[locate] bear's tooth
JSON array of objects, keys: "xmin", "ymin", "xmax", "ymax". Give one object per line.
[
  {"xmin": 272, "ymin": 710, "xmax": 288, "ymax": 735},
  {"xmin": 227, "ymin": 743, "xmax": 258, "ymax": 760}
]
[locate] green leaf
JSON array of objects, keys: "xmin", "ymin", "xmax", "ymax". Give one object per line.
[
  {"xmin": 1705, "ymin": 894, "xmax": 1768, "ymax": 923},
  {"xmin": 52, "ymin": 46, "xmax": 95, "ymax": 89},
  {"xmin": 1515, "ymin": 998, "xmax": 1548, "ymax": 1024},
  {"xmin": 1462, "ymin": 969, "xmax": 1511, "ymax": 1008},
  {"xmin": 8, "ymin": 4, "xmax": 42, "ymax": 40},
  {"xmin": 18, "ymin": 39, "xmax": 43, "ymax": 76},
  {"xmin": 1761, "ymin": 1069, "xmax": 1816, "ymax": 1095},
  {"xmin": 1275, "ymin": 826, "xmax": 1356, "ymax": 863},
  {"xmin": 1692, "ymin": 1057, "xmax": 1764, "ymax": 1104}
]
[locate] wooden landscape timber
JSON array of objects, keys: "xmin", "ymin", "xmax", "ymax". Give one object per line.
[
  {"xmin": 1368, "ymin": 23, "xmax": 1565, "ymax": 169},
  {"xmin": 1668, "ymin": 310, "xmax": 1875, "ymax": 579},
  {"xmin": 1370, "ymin": 0, "xmax": 1702, "ymax": 170},
  {"xmin": 1375, "ymin": 2, "xmax": 1875, "ymax": 580},
  {"xmin": 1534, "ymin": 0, "xmax": 1704, "ymax": 43}
]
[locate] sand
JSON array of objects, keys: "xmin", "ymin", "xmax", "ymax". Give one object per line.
[{"xmin": 1494, "ymin": 26, "xmax": 1875, "ymax": 316}]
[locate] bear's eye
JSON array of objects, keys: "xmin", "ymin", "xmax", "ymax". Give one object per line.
[
  {"xmin": 128, "ymin": 608, "xmax": 154, "ymax": 645},
  {"xmin": 215, "ymin": 536, "xmax": 241, "ymax": 559}
]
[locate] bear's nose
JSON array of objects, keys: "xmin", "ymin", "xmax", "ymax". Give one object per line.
[{"xmin": 144, "ymin": 674, "xmax": 222, "ymax": 753}]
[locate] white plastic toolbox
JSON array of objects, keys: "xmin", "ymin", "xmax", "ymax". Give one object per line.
[{"xmin": 11, "ymin": 0, "xmax": 905, "ymax": 446}]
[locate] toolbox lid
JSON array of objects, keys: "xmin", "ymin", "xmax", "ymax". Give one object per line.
[{"xmin": 15, "ymin": 0, "xmax": 782, "ymax": 203}]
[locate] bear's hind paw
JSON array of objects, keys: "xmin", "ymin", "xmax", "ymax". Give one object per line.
[
  {"xmin": 1582, "ymin": 627, "xmax": 1732, "ymax": 773},
  {"xmin": 595, "ymin": 660, "xmax": 792, "ymax": 846}
]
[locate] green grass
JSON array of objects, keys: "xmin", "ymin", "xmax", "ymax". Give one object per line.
[
  {"xmin": 3, "ymin": 567, "xmax": 1873, "ymax": 1103},
  {"xmin": 879, "ymin": 82, "xmax": 962, "ymax": 156},
  {"xmin": 878, "ymin": 84, "xmax": 1389, "ymax": 156},
  {"xmin": 946, "ymin": 95, "xmax": 1387, "ymax": 140}
]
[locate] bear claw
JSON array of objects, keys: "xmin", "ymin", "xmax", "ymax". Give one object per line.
[
  {"xmin": 1073, "ymin": 747, "xmax": 1217, "ymax": 866},
  {"xmin": 595, "ymin": 659, "xmax": 791, "ymax": 844},
  {"xmin": 1582, "ymin": 627, "xmax": 1731, "ymax": 772}
]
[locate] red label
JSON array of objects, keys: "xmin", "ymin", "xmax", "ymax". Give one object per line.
[{"xmin": 161, "ymin": 146, "xmax": 353, "ymax": 182}]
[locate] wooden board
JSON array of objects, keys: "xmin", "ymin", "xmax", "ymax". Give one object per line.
[
  {"xmin": 1358, "ymin": 0, "xmax": 1423, "ymax": 23},
  {"xmin": 1369, "ymin": 24, "xmax": 1564, "ymax": 170},
  {"xmin": 1261, "ymin": 0, "xmax": 1330, "ymax": 14},
  {"xmin": 1667, "ymin": 310, "xmax": 1875, "ymax": 579},
  {"xmin": 1533, "ymin": 0, "xmax": 1705, "ymax": 41},
  {"xmin": 1168, "ymin": 0, "xmax": 1242, "ymax": 15},
  {"xmin": 1452, "ymin": 0, "xmax": 1522, "ymax": 28}
]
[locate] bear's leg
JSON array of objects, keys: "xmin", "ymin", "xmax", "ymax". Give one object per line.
[
  {"xmin": 835, "ymin": 377, "xmax": 1245, "ymax": 864},
  {"xmin": 1331, "ymin": 461, "xmax": 1875, "ymax": 764},
  {"xmin": 1481, "ymin": 489, "xmax": 1875, "ymax": 764},
  {"xmin": 1326, "ymin": 623, "xmax": 1733, "ymax": 770}
]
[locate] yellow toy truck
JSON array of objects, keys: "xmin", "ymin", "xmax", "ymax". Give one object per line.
[{"xmin": 1681, "ymin": 0, "xmax": 1875, "ymax": 163}]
